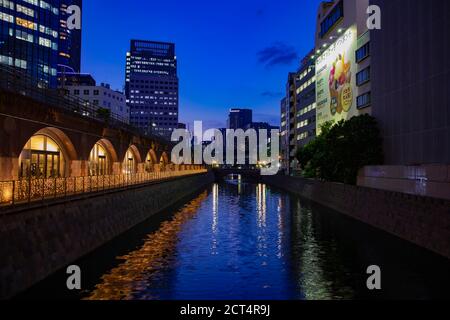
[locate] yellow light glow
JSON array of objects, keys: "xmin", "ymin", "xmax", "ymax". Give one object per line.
[{"xmin": 2, "ymin": 185, "xmax": 13, "ymax": 202}]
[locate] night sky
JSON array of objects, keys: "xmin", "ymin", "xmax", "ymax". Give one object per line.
[{"xmin": 82, "ymin": 0, "xmax": 323, "ymax": 129}]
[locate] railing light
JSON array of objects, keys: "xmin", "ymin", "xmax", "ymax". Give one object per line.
[{"xmin": 0, "ymin": 169, "xmax": 207, "ymax": 207}]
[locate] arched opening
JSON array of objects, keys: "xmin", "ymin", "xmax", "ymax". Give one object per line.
[
  {"xmin": 160, "ymin": 152, "xmax": 169, "ymax": 171},
  {"xmin": 89, "ymin": 142, "xmax": 112, "ymax": 176},
  {"xmin": 122, "ymin": 147, "xmax": 139, "ymax": 175},
  {"xmin": 161, "ymin": 152, "xmax": 169, "ymax": 164},
  {"xmin": 145, "ymin": 150, "xmax": 157, "ymax": 173},
  {"xmin": 19, "ymin": 134, "xmax": 66, "ymax": 179}
]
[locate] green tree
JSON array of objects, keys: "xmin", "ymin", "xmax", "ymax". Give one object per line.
[
  {"xmin": 296, "ymin": 114, "xmax": 383, "ymax": 185},
  {"xmin": 96, "ymin": 108, "xmax": 111, "ymax": 122}
]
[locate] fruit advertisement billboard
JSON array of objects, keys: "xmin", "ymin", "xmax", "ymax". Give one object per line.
[{"xmin": 315, "ymin": 26, "xmax": 357, "ymax": 134}]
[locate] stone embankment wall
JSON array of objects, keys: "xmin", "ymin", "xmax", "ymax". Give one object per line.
[{"xmin": 263, "ymin": 175, "xmax": 450, "ymax": 260}]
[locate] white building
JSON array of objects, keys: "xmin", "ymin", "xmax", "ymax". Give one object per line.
[
  {"xmin": 313, "ymin": 0, "xmax": 371, "ymax": 133},
  {"xmin": 66, "ymin": 83, "xmax": 130, "ymax": 124}
]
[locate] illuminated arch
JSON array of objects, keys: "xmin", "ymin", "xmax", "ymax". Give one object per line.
[
  {"xmin": 145, "ymin": 149, "xmax": 158, "ymax": 173},
  {"xmin": 160, "ymin": 152, "xmax": 169, "ymax": 165},
  {"xmin": 88, "ymin": 139, "xmax": 117, "ymax": 176},
  {"xmin": 122, "ymin": 145, "xmax": 141, "ymax": 174},
  {"xmin": 159, "ymin": 152, "xmax": 170, "ymax": 172},
  {"xmin": 18, "ymin": 127, "xmax": 77, "ymax": 179}
]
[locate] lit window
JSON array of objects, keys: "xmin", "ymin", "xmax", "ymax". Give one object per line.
[
  {"xmin": 16, "ymin": 17, "xmax": 37, "ymax": 30},
  {"xmin": 17, "ymin": 4, "xmax": 35, "ymax": 17},
  {"xmin": 19, "ymin": 135, "xmax": 66, "ymax": 179},
  {"xmin": 0, "ymin": 12, "xmax": 14, "ymax": 23}
]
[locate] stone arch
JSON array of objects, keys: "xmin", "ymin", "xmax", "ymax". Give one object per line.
[
  {"xmin": 129, "ymin": 145, "xmax": 142, "ymax": 163},
  {"xmin": 160, "ymin": 151, "xmax": 169, "ymax": 165},
  {"xmin": 147, "ymin": 149, "xmax": 158, "ymax": 164},
  {"xmin": 144, "ymin": 149, "xmax": 158, "ymax": 173},
  {"xmin": 159, "ymin": 151, "xmax": 171, "ymax": 172},
  {"xmin": 36, "ymin": 127, "xmax": 77, "ymax": 161},
  {"xmin": 87, "ymin": 139, "xmax": 118, "ymax": 176},
  {"xmin": 122, "ymin": 145, "xmax": 141, "ymax": 174},
  {"xmin": 97, "ymin": 139, "xmax": 119, "ymax": 163},
  {"xmin": 18, "ymin": 127, "xmax": 77, "ymax": 178}
]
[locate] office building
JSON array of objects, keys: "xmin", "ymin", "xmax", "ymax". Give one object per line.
[
  {"xmin": 246, "ymin": 122, "xmax": 279, "ymax": 165},
  {"xmin": 368, "ymin": 0, "xmax": 450, "ymax": 165},
  {"xmin": 65, "ymin": 75, "xmax": 129, "ymax": 123},
  {"xmin": 313, "ymin": 0, "xmax": 371, "ymax": 135},
  {"xmin": 0, "ymin": 0, "xmax": 82, "ymax": 88},
  {"xmin": 310, "ymin": 0, "xmax": 450, "ymax": 198},
  {"xmin": 294, "ymin": 52, "xmax": 316, "ymax": 148},
  {"xmin": 281, "ymin": 0, "xmax": 371, "ymax": 173},
  {"xmin": 125, "ymin": 40, "xmax": 179, "ymax": 138},
  {"xmin": 227, "ymin": 108, "xmax": 253, "ymax": 130},
  {"xmin": 60, "ymin": 72, "xmax": 95, "ymax": 86},
  {"xmin": 223, "ymin": 110, "xmax": 278, "ymax": 166},
  {"xmin": 357, "ymin": 0, "xmax": 450, "ymax": 197},
  {"xmin": 280, "ymin": 97, "xmax": 289, "ymax": 170},
  {"xmin": 280, "ymin": 51, "xmax": 317, "ymax": 172},
  {"xmin": 0, "ymin": 0, "xmax": 60, "ymax": 87},
  {"xmin": 58, "ymin": 0, "xmax": 82, "ymax": 74}
]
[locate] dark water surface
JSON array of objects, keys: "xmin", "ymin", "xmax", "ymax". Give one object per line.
[{"xmin": 20, "ymin": 177, "xmax": 450, "ymax": 300}]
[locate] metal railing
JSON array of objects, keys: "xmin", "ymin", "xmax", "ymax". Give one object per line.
[
  {"xmin": 0, "ymin": 169, "xmax": 208, "ymax": 208},
  {"xmin": 0, "ymin": 64, "xmax": 169, "ymax": 145}
]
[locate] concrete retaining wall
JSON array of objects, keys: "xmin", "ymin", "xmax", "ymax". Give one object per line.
[
  {"xmin": 0, "ymin": 172, "xmax": 214, "ymax": 299},
  {"xmin": 358, "ymin": 165, "xmax": 450, "ymax": 201},
  {"xmin": 262, "ymin": 175, "xmax": 450, "ymax": 260}
]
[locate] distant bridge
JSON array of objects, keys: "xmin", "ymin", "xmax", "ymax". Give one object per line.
[{"xmin": 212, "ymin": 168, "xmax": 262, "ymax": 180}]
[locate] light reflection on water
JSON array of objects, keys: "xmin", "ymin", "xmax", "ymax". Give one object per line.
[
  {"xmin": 85, "ymin": 192, "xmax": 209, "ymax": 300},
  {"xmin": 80, "ymin": 178, "xmax": 450, "ymax": 300}
]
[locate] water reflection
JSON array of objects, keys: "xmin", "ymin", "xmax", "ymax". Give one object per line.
[
  {"xmin": 211, "ymin": 184, "xmax": 219, "ymax": 255},
  {"xmin": 290, "ymin": 198, "xmax": 354, "ymax": 300},
  {"xmin": 256, "ymin": 184, "xmax": 267, "ymax": 228},
  {"xmin": 78, "ymin": 178, "xmax": 450, "ymax": 300},
  {"xmin": 85, "ymin": 192, "xmax": 208, "ymax": 300}
]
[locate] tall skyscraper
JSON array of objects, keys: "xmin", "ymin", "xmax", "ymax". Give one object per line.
[
  {"xmin": 0, "ymin": 0, "xmax": 82, "ymax": 88},
  {"xmin": 125, "ymin": 40, "xmax": 179, "ymax": 138},
  {"xmin": 58, "ymin": 0, "xmax": 82, "ymax": 74},
  {"xmin": 227, "ymin": 109, "xmax": 253, "ymax": 130}
]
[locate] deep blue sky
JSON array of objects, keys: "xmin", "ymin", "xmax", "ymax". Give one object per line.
[{"xmin": 82, "ymin": 0, "xmax": 322, "ymax": 129}]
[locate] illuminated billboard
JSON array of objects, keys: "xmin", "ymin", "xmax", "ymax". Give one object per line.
[{"xmin": 315, "ymin": 26, "xmax": 357, "ymax": 134}]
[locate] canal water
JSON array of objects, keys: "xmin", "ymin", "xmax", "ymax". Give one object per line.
[{"xmin": 20, "ymin": 177, "xmax": 450, "ymax": 300}]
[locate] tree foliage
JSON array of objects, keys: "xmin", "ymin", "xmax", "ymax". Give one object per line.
[
  {"xmin": 296, "ymin": 114, "xmax": 383, "ymax": 185},
  {"xmin": 96, "ymin": 107, "xmax": 111, "ymax": 121}
]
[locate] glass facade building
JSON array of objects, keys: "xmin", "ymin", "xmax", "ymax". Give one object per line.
[
  {"xmin": 125, "ymin": 40, "xmax": 179, "ymax": 138},
  {"xmin": 0, "ymin": 0, "xmax": 82, "ymax": 88},
  {"xmin": 58, "ymin": 0, "xmax": 81, "ymax": 74}
]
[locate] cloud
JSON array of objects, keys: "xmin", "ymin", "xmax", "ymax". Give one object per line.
[
  {"xmin": 257, "ymin": 42, "xmax": 299, "ymax": 68},
  {"xmin": 261, "ymin": 90, "xmax": 283, "ymax": 98}
]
